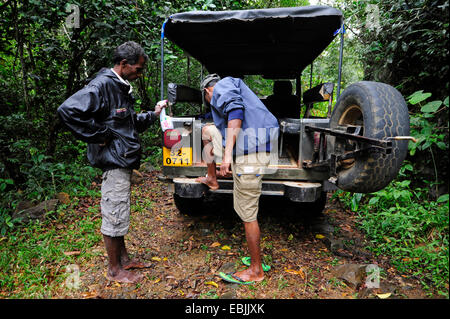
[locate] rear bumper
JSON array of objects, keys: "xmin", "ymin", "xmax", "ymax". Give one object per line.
[{"xmin": 158, "ymin": 176, "xmax": 328, "ymax": 203}]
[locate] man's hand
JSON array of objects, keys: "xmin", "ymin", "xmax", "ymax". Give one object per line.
[
  {"xmin": 218, "ymin": 119, "xmax": 242, "ymax": 177},
  {"xmin": 218, "ymin": 157, "xmax": 232, "ymax": 177},
  {"xmin": 154, "ymin": 100, "xmax": 168, "ymax": 116}
]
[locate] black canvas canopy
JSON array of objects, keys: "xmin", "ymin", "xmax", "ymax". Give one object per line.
[{"xmin": 164, "ymin": 6, "xmax": 343, "ymax": 79}]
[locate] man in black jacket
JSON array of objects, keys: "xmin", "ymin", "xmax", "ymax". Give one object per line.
[{"xmin": 58, "ymin": 41, "xmax": 165, "ymax": 283}]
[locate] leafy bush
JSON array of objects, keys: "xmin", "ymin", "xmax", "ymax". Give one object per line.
[
  {"xmin": 342, "ymin": 0, "xmax": 449, "ymax": 99},
  {"xmin": 336, "ymin": 179, "xmax": 449, "ymax": 297},
  {"xmin": 407, "ymin": 91, "xmax": 449, "ymax": 197}
]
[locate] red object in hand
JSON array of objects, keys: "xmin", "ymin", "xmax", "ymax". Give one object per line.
[{"xmin": 164, "ymin": 129, "xmax": 181, "ymax": 148}]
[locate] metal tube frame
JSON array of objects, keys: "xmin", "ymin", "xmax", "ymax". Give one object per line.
[
  {"xmin": 160, "ymin": 19, "xmax": 168, "ymax": 101},
  {"xmin": 336, "ymin": 24, "xmax": 345, "ymax": 100}
]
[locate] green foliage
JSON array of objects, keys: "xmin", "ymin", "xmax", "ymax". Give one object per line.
[
  {"xmin": 0, "ymin": 207, "xmax": 20, "ymax": 237},
  {"xmin": 0, "ymin": 0, "xmax": 251, "ymax": 234},
  {"xmin": 0, "ymin": 207, "xmax": 102, "ymax": 298},
  {"xmin": 406, "ymin": 91, "xmax": 449, "ymax": 195},
  {"xmin": 408, "ymin": 91, "xmax": 449, "ymax": 156},
  {"xmin": 334, "ymin": 164, "xmax": 449, "ymax": 297},
  {"xmin": 340, "ymin": 0, "xmax": 449, "ymax": 99},
  {"xmin": 336, "ymin": 191, "xmax": 448, "ymax": 297}
]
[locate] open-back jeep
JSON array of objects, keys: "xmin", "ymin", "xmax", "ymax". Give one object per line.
[{"xmin": 157, "ymin": 6, "xmax": 412, "ymax": 214}]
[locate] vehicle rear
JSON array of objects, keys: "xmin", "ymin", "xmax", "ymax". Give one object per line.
[{"xmin": 157, "ymin": 6, "xmax": 411, "ymax": 214}]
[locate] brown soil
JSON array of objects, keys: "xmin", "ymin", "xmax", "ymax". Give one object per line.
[{"xmin": 60, "ymin": 170, "xmax": 431, "ymax": 300}]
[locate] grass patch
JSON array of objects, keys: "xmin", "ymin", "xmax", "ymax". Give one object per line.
[
  {"xmin": 0, "ymin": 205, "xmax": 102, "ymax": 298},
  {"xmin": 333, "ymin": 176, "xmax": 449, "ymax": 298}
]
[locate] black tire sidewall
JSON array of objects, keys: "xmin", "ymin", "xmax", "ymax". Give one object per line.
[{"xmin": 330, "ymin": 81, "xmax": 410, "ymax": 193}]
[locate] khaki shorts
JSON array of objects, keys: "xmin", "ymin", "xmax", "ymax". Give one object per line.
[
  {"xmin": 203, "ymin": 124, "xmax": 270, "ymax": 222},
  {"xmin": 202, "ymin": 123, "xmax": 224, "ymax": 162},
  {"xmin": 100, "ymin": 168, "xmax": 132, "ymax": 237},
  {"xmin": 232, "ymin": 153, "xmax": 270, "ymax": 222}
]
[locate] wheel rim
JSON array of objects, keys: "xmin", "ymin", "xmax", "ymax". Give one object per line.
[
  {"xmin": 338, "ymin": 104, "xmax": 363, "ymax": 126},
  {"xmin": 338, "ymin": 104, "xmax": 364, "ymax": 169}
]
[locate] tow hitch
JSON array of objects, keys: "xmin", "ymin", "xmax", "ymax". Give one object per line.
[{"xmin": 302, "ymin": 125, "xmax": 416, "ymax": 178}]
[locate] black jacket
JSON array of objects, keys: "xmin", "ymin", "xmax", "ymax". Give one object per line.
[{"xmin": 57, "ymin": 68, "xmax": 157, "ymax": 171}]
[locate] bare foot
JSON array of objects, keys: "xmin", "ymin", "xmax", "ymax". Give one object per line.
[
  {"xmin": 195, "ymin": 176, "xmax": 219, "ymax": 190},
  {"xmin": 122, "ymin": 259, "xmax": 152, "ymax": 270},
  {"xmin": 234, "ymin": 268, "xmax": 264, "ymax": 283},
  {"xmin": 106, "ymin": 268, "xmax": 143, "ymax": 284}
]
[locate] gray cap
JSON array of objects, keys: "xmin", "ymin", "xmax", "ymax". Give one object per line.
[
  {"xmin": 201, "ymin": 73, "xmax": 221, "ymax": 106},
  {"xmin": 201, "ymin": 73, "xmax": 221, "ymax": 90}
]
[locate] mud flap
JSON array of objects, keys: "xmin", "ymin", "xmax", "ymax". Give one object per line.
[
  {"xmin": 283, "ymin": 182, "xmax": 322, "ymax": 202},
  {"xmin": 173, "ymin": 177, "xmax": 206, "ymax": 198}
]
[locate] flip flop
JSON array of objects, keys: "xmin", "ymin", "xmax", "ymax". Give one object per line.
[
  {"xmin": 218, "ymin": 272, "xmax": 254, "ymax": 285},
  {"xmin": 241, "ymin": 257, "xmax": 271, "ymax": 272}
]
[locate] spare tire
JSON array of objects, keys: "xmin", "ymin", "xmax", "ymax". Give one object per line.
[{"xmin": 330, "ymin": 81, "xmax": 410, "ymax": 193}]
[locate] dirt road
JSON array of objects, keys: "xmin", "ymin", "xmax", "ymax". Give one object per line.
[{"xmin": 64, "ymin": 170, "xmax": 428, "ymax": 299}]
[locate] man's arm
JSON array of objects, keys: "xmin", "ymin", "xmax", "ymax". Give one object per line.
[
  {"xmin": 135, "ymin": 100, "xmax": 167, "ymax": 133},
  {"xmin": 57, "ymin": 85, "xmax": 112, "ymax": 144},
  {"xmin": 219, "ymin": 118, "xmax": 242, "ymax": 177}
]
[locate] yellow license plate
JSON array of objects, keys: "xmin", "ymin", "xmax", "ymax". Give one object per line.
[{"xmin": 163, "ymin": 147, "xmax": 192, "ymax": 166}]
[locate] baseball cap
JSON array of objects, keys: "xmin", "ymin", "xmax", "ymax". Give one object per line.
[{"xmin": 201, "ymin": 73, "xmax": 221, "ymax": 105}]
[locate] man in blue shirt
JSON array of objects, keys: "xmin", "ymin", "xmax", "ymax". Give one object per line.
[{"xmin": 196, "ymin": 74, "xmax": 278, "ymax": 284}]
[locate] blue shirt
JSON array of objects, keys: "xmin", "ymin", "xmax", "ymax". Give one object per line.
[{"xmin": 210, "ymin": 77, "xmax": 279, "ymax": 156}]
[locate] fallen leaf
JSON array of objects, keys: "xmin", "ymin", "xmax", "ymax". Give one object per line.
[
  {"xmin": 315, "ymin": 234, "xmax": 325, "ymax": 239},
  {"xmin": 81, "ymin": 291, "xmax": 98, "ymax": 299},
  {"xmin": 205, "ymin": 281, "xmax": 219, "ymax": 288},
  {"xmin": 151, "ymin": 257, "xmax": 161, "ymax": 261},
  {"xmin": 221, "ymin": 245, "xmax": 231, "ymax": 250},
  {"xmin": 56, "ymin": 192, "xmax": 70, "ymax": 205},
  {"xmin": 288, "ymin": 234, "xmax": 293, "ymax": 241},
  {"xmin": 284, "ymin": 267, "xmax": 306, "ymax": 279},
  {"xmin": 376, "ymin": 293, "xmax": 392, "ymax": 299},
  {"xmin": 210, "ymin": 242, "xmax": 221, "ymax": 248},
  {"xmin": 64, "ymin": 251, "xmax": 81, "ymax": 256},
  {"xmin": 154, "ymin": 278, "xmax": 161, "ymax": 284}
]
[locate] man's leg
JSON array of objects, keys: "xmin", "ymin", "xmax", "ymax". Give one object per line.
[
  {"xmin": 232, "ymin": 152, "xmax": 269, "ymax": 282},
  {"xmin": 103, "ymin": 235, "xmax": 143, "ymax": 283},
  {"xmin": 234, "ymin": 220, "xmax": 264, "ymax": 282},
  {"xmin": 101, "ymin": 169, "xmax": 142, "ymax": 283},
  {"xmin": 195, "ymin": 124, "xmax": 221, "ymax": 189},
  {"xmin": 118, "ymin": 236, "xmax": 152, "ymax": 270}
]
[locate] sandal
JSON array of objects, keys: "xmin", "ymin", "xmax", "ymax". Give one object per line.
[
  {"xmin": 218, "ymin": 272, "xmax": 254, "ymax": 285},
  {"xmin": 241, "ymin": 256, "xmax": 271, "ymax": 272}
]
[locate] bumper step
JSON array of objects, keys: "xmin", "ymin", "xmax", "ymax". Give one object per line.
[{"xmin": 171, "ymin": 178, "xmax": 322, "ymax": 202}]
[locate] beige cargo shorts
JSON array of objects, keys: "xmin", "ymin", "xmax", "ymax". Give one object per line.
[
  {"xmin": 100, "ymin": 168, "xmax": 132, "ymax": 237},
  {"xmin": 203, "ymin": 124, "xmax": 270, "ymax": 222},
  {"xmin": 232, "ymin": 153, "xmax": 270, "ymax": 222}
]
